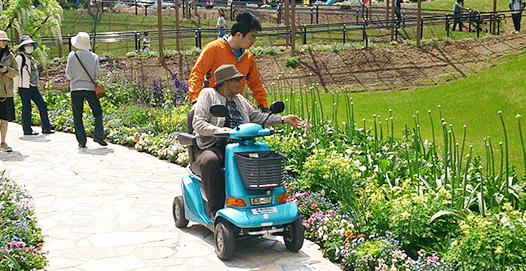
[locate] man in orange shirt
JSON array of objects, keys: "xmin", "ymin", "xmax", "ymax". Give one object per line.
[{"xmin": 188, "ymin": 12, "xmax": 268, "ymax": 112}]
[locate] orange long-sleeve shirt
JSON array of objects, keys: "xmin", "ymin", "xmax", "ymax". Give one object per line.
[{"xmin": 188, "ymin": 38, "xmax": 268, "ymax": 108}]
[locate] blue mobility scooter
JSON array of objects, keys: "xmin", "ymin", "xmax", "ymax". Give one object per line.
[{"xmin": 173, "ymin": 101, "xmax": 304, "ymax": 260}]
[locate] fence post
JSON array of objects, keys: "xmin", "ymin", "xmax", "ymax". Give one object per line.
[
  {"xmin": 101, "ymin": 0, "xmax": 104, "ymax": 13},
  {"xmin": 343, "ymin": 24, "xmax": 346, "ymax": 44},
  {"xmin": 231, "ymin": 2, "xmax": 235, "ymax": 21},
  {"xmin": 363, "ymin": 20, "xmax": 368, "ymax": 49},
  {"xmin": 199, "ymin": 28, "xmax": 202, "ymax": 48},
  {"xmin": 310, "ymin": 7, "xmax": 313, "ymax": 24},
  {"xmin": 446, "ymin": 15, "xmax": 450, "ymax": 38},
  {"xmin": 195, "ymin": 29, "xmax": 199, "ymax": 48},
  {"xmin": 303, "ymin": 25, "xmax": 307, "ymax": 44},
  {"xmin": 135, "ymin": 31, "xmax": 138, "ymax": 51},
  {"xmin": 277, "ymin": 4, "xmax": 281, "ymax": 24},
  {"xmin": 68, "ymin": 34, "xmax": 72, "ymax": 53},
  {"xmin": 316, "ymin": 4, "xmax": 319, "ymax": 24},
  {"xmin": 355, "ymin": 10, "xmax": 359, "ymax": 22},
  {"xmin": 476, "ymin": 12, "xmax": 480, "ymax": 37},
  {"xmin": 135, "ymin": 0, "xmax": 137, "ymax": 15}
]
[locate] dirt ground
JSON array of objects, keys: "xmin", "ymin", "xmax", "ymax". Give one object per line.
[{"xmin": 44, "ymin": 33, "xmax": 526, "ymax": 94}]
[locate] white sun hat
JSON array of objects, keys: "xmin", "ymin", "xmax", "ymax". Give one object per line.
[{"xmin": 71, "ymin": 32, "xmax": 91, "ymax": 50}]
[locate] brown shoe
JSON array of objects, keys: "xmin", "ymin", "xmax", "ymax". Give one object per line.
[{"xmin": 42, "ymin": 130, "xmax": 55, "ymax": 134}]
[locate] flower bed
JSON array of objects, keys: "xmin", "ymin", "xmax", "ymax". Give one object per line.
[
  {"xmin": 17, "ymin": 75, "xmax": 526, "ymax": 270},
  {"xmin": 0, "ymin": 176, "xmax": 47, "ymax": 270}
]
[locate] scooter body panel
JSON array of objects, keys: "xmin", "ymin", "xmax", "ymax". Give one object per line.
[
  {"xmin": 217, "ymin": 141, "xmax": 298, "ymax": 228},
  {"xmin": 182, "ymin": 175, "xmax": 212, "ymax": 225}
]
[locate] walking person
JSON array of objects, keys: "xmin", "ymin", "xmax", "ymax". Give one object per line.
[
  {"xmin": 65, "ymin": 32, "xmax": 107, "ymax": 148},
  {"xmin": 216, "ymin": 8, "xmax": 227, "ymax": 38},
  {"xmin": 15, "ymin": 35, "xmax": 54, "ymax": 136},
  {"xmin": 510, "ymin": 0, "xmax": 525, "ymax": 33},
  {"xmin": 394, "ymin": 0, "xmax": 403, "ymax": 28},
  {"xmin": 188, "ymin": 12, "xmax": 269, "ymax": 112},
  {"xmin": 452, "ymin": 0, "xmax": 471, "ymax": 31},
  {"xmin": 0, "ymin": 31, "xmax": 19, "ymax": 152}
]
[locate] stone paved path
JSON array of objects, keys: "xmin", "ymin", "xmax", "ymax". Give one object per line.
[{"xmin": 0, "ymin": 123, "xmax": 341, "ymax": 271}]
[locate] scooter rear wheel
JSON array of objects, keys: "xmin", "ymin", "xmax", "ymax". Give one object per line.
[
  {"xmin": 284, "ymin": 217, "xmax": 304, "ymax": 252},
  {"xmin": 173, "ymin": 196, "xmax": 189, "ymax": 228},
  {"xmin": 214, "ymin": 221, "xmax": 235, "ymax": 260}
]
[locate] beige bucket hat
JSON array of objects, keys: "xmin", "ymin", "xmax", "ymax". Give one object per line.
[
  {"xmin": 0, "ymin": 31, "xmax": 10, "ymax": 41},
  {"xmin": 71, "ymin": 32, "xmax": 91, "ymax": 50}
]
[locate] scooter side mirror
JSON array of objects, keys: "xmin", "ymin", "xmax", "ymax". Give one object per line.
[
  {"xmin": 210, "ymin": 104, "xmax": 229, "ymax": 118},
  {"xmin": 269, "ymin": 101, "xmax": 285, "ymax": 114}
]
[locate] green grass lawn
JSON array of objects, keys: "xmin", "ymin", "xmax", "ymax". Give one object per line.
[{"xmin": 286, "ymin": 49, "xmax": 526, "ymax": 175}]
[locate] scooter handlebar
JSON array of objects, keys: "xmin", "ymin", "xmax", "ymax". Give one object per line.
[{"xmin": 213, "ymin": 132, "xmax": 231, "ymax": 138}]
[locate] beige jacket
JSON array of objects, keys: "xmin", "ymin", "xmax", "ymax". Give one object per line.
[
  {"xmin": 193, "ymin": 87, "xmax": 281, "ymax": 149},
  {"xmin": 0, "ymin": 51, "xmax": 19, "ymax": 98}
]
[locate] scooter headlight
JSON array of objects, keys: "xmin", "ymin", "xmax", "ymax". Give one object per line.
[{"xmin": 250, "ymin": 196, "xmax": 273, "ymax": 206}]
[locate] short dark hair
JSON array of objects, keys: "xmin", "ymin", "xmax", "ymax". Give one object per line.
[{"xmin": 231, "ymin": 12, "xmax": 261, "ymax": 37}]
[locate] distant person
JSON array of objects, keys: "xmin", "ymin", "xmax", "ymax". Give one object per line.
[
  {"xmin": 216, "ymin": 8, "xmax": 227, "ymax": 38},
  {"xmin": 0, "ymin": 31, "xmax": 19, "ymax": 152},
  {"xmin": 65, "ymin": 32, "xmax": 107, "ymax": 148},
  {"xmin": 15, "ymin": 35, "xmax": 54, "ymax": 136},
  {"xmin": 188, "ymin": 12, "xmax": 269, "ymax": 112},
  {"xmin": 452, "ymin": 0, "xmax": 471, "ymax": 31},
  {"xmin": 142, "ymin": 32, "xmax": 151, "ymax": 52},
  {"xmin": 395, "ymin": 0, "xmax": 403, "ymax": 28},
  {"xmin": 509, "ymin": 0, "xmax": 525, "ymax": 33}
]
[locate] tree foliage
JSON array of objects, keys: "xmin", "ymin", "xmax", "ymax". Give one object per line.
[{"xmin": 0, "ymin": 0, "xmax": 63, "ymax": 65}]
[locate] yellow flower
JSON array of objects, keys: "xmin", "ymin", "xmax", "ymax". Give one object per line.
[
  {"xmin": 467, "ymin": 214, "xmax": 474, "ymax": 222},
  {"xmin": 401, "ymin": 198, "xmax": 411, "ymax": 207},
  {"xmin": 503, "ymin": 202, "xmax": 513, "ymax": 212},
  {"xmin": 401, "ymin": 211, "xmax": 411, "ymax": 220},
  {"xmin": 366, "ymin": 212, "xmax": 372, "ymax": 218},
  {"xmin": 495, "ymin": 246, "xmax": 503, "ymax": 254},
  {"xmin": 438, "ymin": 187, "xmax": 447, "ymax": 194}
]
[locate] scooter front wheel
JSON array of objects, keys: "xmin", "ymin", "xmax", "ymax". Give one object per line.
[
  {"xmin": 173, "ymin": 196, "xmax": 189, "ymax": 228},
  {"xmin": 214, "ymin": 221, "xmax": 235, "ymax": 260},
  {"xmin": 284, "ymin": 217, "xmax": 304, "ymax": 252}
]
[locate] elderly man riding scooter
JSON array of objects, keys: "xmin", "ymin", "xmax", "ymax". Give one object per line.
[{"xmin": 193, "ymin": 64, "xmax": 306, "ymax": 219}]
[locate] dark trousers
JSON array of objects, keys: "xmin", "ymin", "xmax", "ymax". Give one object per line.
[
  {"xmin": 19, "ymin": 86, "xmax": 51, "ymax": 133},
  {"xmin": 512, "ymin": 13, "xmax": 522, "ymax": 32},
  {"xmin": 395, "ymin": 8, "xmax": 401, "ymax": 28},
  {"xmin": 71, "ymin": 90, "xmax": 104, "ymax": 146},
  {"xmin": 196, "ymin": 146, "xmax": 225, "ymax": 215},
  {"xmin": 452, "ymin": 18, "xmax": 463, "ymax": 31}
]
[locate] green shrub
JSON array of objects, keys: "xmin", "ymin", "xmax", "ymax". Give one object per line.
[
  {"xmin": 284, "ymin": 56, "xmax": 300, "ymax": 68},
  {"xmin": 446, "ymin": 209, "xmax": 526, "ymax": 270}
]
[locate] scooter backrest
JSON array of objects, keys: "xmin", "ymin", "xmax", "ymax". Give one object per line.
[{"xmin": 187, "ymin": 109, "xmax": 195, "ymax": 134}]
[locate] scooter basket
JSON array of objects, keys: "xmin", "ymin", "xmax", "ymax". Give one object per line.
[{"xmin": 234, "ymin": 151, "xmax": 286, "ymax": 189}]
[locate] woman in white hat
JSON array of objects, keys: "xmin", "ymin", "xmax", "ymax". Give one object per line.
[
  {"xmin": 65, "ymin": 32, "xmax": 106, "ymax": 148},
  {"xmin": 15, "ymin": 35, "xmax": 54, "ymax": 136},
  {"xmin": 0, "ymin": 30, "xmax": 19, "ymax": 152}
]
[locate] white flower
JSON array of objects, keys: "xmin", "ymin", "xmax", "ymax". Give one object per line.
[{"xmin": 323, "ymin": 234, "xmax": 328, "ymax": 241}]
